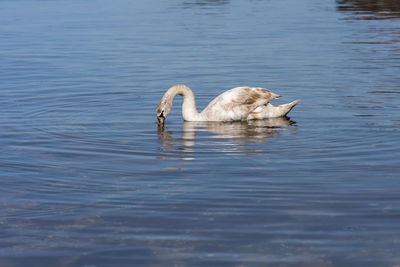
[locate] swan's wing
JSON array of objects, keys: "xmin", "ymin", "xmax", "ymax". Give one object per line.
[{"xmin": 201, "ymin": 87, "xmax": 279, "ymax": 121}]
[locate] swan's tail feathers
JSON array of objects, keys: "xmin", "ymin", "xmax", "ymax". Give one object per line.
[
  {"xmin": 286, "ymin": 99, "xmax": 299, "ymax": 110},
  {"xmin": 264, "ymin": 99, "xmax": 299, "ymax": 118},
  {"xmin": 247, "ymin": 100, "xmax": 299, "ymax": 120},
  {"xmin": 280, "ymin": 100, "xmax": 299, "ymax": 117}
]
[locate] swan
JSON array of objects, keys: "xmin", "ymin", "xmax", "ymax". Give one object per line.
[{"xmin": 156, "ymin": 84, "xmax": 298, "ymax": 124}]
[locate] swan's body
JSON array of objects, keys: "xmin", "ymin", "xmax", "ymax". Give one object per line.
[{"xmin": 156, "ymin": 85, "xmax": 298, "ymax": 124}]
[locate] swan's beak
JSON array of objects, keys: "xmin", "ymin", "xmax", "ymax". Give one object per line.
[{"xmin": 157, "ymin": 114, "xmax": 165, "ymax": 124}]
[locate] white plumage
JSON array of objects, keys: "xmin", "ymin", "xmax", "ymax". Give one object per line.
[{"xmin": 156, "ymin": 85, "xmax": 298, "ymax": 124}]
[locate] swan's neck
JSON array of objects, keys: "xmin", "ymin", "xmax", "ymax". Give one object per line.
[{"xmin": 166, "ymin": 85, "xmax": 201, "ymax": 121}]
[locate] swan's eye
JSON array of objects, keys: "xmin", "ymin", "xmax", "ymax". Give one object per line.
[{"xmin": 159, "ymin": 110, "xmax": 165, "ymax": 117}]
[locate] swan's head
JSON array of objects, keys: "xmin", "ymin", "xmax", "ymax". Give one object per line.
[{"xmin": 156, "ymin": 98, "xmax": 172, "ymax": 124}]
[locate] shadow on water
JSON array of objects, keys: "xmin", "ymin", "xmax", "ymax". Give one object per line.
[
  {"xmin": 182, "ymin": 0, "xmax": 230, "ymax": 14},
  {"xmin": 183, "ymin": 0, "xmax": 230, "ymax": 8},
  {"xmin": 158, "ymin": 117, "xmax": 296, "ymax": 160},
  {"xmin": 336, "ymin": 0, "xmax": 400, "ymax": 19}
]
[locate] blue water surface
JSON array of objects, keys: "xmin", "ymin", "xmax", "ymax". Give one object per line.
[{"xmin": 0, "ymin": 0, "xmax": 399, "ymax": 265}]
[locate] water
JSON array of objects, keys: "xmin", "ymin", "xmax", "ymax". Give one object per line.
[{"xmin": 1, "ymin": 0, "xmax": 400, "ymax": 265}]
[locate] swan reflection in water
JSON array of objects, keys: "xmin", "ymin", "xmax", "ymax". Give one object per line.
[{"xmin": 157, "ymin": 117, "xmax": 297, "ymax": 163}]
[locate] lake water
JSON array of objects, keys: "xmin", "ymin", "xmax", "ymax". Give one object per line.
[{"xmin": 1, "ymin": 0, "xmax": 400, "ymax": 266}]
